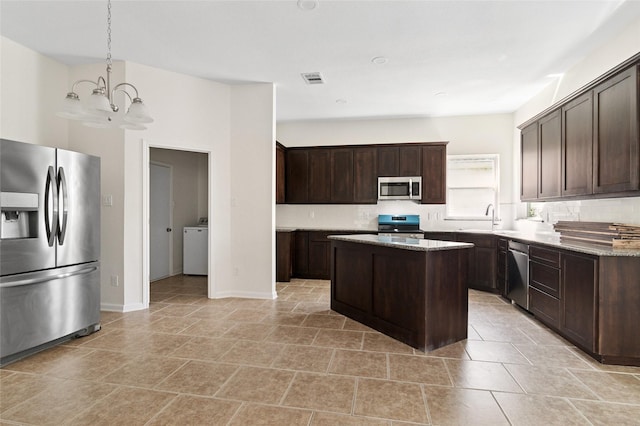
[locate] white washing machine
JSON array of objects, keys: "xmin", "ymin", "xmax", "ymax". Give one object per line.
[{"xmin": 183, "ymin": 220, "xmax": 208, "ymax": 275}]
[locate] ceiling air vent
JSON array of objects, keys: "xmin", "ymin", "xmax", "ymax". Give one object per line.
[{"xmin": 301, "ymin": 72, "xmax": 325, "ymax": 85}]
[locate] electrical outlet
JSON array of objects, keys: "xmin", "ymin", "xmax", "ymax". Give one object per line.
[
  {"xmin": 110, "ymin": 275, "xmax": 119, "ymax": 287},
  {"xmin": 233, "ymin": 267, "xmax": 239, "ymax": 276},
  {"xmin": 102, "ymin": 194, "xmax": 113, "ymax": 206}
]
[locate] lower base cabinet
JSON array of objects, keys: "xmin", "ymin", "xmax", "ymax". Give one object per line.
[
  {"xmin": 561, "ymin": 252, "xmax": 596, "ymax": 352},
  {"xmin": 292, "ymin": 230, "xmax": 370, "ymax": 280},
  {"xmin": 523, "ymin": 244, "xmax": 640, "ymax": 366}
]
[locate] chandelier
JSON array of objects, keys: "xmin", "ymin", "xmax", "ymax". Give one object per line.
[{"xmin": 57, "ymin": 0, "xmax": 153, "ymax": 130}]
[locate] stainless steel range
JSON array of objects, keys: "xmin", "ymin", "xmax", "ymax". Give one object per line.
[{"xmin": 377, "ymin": 214, "xmax": 424, "ymax": 239}]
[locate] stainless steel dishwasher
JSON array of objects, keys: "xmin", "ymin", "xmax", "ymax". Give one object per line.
[{"xmin": 507, "ymin": 240, "xmax": 529, "ymax": 310}]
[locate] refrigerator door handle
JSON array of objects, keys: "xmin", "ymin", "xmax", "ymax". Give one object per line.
[
  {"xmin": 44, "ymin": 166, "xmax": 59, "ymax": 247},
  {"xmin": 0, "ymin": 265, "xmax": 99, "ymax": 288},
  {"xmin": 57, "ymin": 167, "xmax": 69, "ymax": 244}
]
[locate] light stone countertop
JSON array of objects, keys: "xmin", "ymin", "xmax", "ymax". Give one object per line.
[
  {"xmin": 328, "ymin": 234, "xmax": 473, "ymax": 252},
  {"xmin": 277, "ymin": 227, "xmax": 640, "ymax": 257}
]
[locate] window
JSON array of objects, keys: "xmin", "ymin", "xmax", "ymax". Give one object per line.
[{"xmin": 446, "ymin": 154, "xmax": 499, "ymax": 219}]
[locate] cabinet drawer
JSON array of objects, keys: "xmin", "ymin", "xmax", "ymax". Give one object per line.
[
  {"xmin": 530, "ymin": 286, "xmax": 560, "ymax": 329},
  {"xmin": 530, "ymin": 245, "xmax": 560, "ymax": 267},
  {"xmin": 497, "ymin": 238, "xmax": 508, "ymax": 251},
  {"xmin": 530, "ymin": 261, "xmax": 561, "ymax": 298}
]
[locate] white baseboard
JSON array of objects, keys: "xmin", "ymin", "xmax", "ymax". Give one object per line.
[
  {"xmin": 100, "ymin": 302, "xmax": 148, "ymax": 313},
  {"xmin": 212, "ymin": 290, "xmax": 277, "ymax": 300}
]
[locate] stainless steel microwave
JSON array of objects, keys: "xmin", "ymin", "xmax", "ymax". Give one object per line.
[{"xmin": 378, "ymin": 176, "xmax": 422, "ymax": 201}]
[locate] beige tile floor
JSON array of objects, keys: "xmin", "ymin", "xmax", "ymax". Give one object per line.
[{"xmin": 2, "ymin": 275, "xmax": 640, "ymax": 425}]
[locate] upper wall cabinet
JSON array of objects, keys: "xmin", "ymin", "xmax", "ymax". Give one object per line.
[
  {"xmin": 377, "ymin": 145, "xmax": 422, "ymax": 177},
  {"xmin": 353, "ymin": 147, "xmax": 378, "ymax": 204},
  {"xmin": 276, "ymin": 143, "xmax": 286, "ymax": 204},
  {"xmin": 421, "ymin": 144, "xmax": 447, "ymax": 204},
  {"xmin": 286, "ymin": 149, "xmax": 309, "ymax": 203},
  {"xmin": 593, "ymin": 66, "xmax": 639, "ymax": 194},
  {"xmin": 520, "ymin": 123, "xmax": 539, "ymax": 201},
  {"xmin": 282, "ymin": 142, "xmax": 447, "ymax": 205},
  {"xmin": 562, "ymin": 92, "xmax": 593, "ymax": 197},
  {"xmin": 520, "ymin": 59, "xmax": 640, "ymax": 202}
]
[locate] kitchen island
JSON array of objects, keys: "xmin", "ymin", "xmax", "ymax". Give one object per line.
[{"xmin": 329, "ymin": 234, "xmax": 473, "ymax": 351}]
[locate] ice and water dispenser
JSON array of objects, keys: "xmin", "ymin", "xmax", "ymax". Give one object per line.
[{"xmin": 0, "ymin": 192, "xmax": 39, "ymax": 240}]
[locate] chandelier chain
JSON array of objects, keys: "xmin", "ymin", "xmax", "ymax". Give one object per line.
[{"xmin": 106, "ymin": 0, "xmax": 112, "ymax": 67}]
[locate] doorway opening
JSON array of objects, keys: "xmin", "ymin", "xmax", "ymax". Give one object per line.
[{"xmin": 144, "ymin": 145, "xmax": 210, "ymax": 307}]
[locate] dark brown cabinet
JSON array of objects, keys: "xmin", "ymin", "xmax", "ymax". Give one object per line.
[
  {"xmin": 455, "ymin": 233, "xmax": 497, "ymax": 292},
  {"xmin": 561, "ymin": 252, "xmax": 597, "ymax": 352},
  {"xmin": 538, "ymin": 110, "xmax": 562, "ymax": 199},
  {"xmin": 281, "ymin": 142, "xmax": 446, "ymax": 205},
  {"xmin": 331, "ymin": 148, "xmax": 354, "ymax": 203},
  {"xmin": 521, "ymin": 123, "xmax": 539, "ymax": 201},
  {"xmin": 528, "ymin": 245, "xmax": 561, "ymax": 329},
  {"xmin": 593, "ymin": 65, "xmax": 639, "ymax": 194},
  {"xmin": 293, "ymin": 231, "xmax": 309, "ymax": 277},
  {"xmin": 377, "ymin": 146, "xmax": 399, "ymax": 177},
  {"xmin": 377, "ymin": 145, "xmax": 422, "ymax": 177},
  {"xmin": 308, "ymin": 149, "xmax": 331, "ymax": 203},
  {"xmin": 276, "ymin": 231, "xmax": 293, "ymax": 282},
  {"xmin": 276, "ymin": 143, "xmax": 286, "ymax": 204},
  {"xmin": 496, "ymin": 238, "xmax": 508, "ymax": 296},
  {"xmin": 399, "ymin": 146, "xmax": 422, "ymax": 176},
  {"xmin": 286, "ymin": 150, "xmax": 309, "ymax": 203},
  {"xmin": 421, "ymin": 144, "xmax": 447, "ymax": 204},
  {"xmin": 520, "ymin": 60, "xmax": 640, "ymax": 202},
  {"xmin": 308, "ymin": 232, "xmax": 331, "ymax": 279},
  {"xmin": 562, "ymin": 92, "xmax": 593, "ymax": 196},
  {"xmin": 292, "ymin": 230, "xmax": 369, "ymax": 280},
  {"xmin": 353, "ymin": 147, "xmax": 377, "ymax": 203}
]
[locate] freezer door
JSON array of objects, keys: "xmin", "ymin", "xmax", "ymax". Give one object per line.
[
  {"xmin": 0, "ymin": 139, "xmax": 56, "ymax": 275},
  {"xmin": 56, "ymin": 149, "xmax": 100, "ymax": 267},
  {"xmin": 0, "ymin": 262, "xmax": 100, "ymax": 362}
]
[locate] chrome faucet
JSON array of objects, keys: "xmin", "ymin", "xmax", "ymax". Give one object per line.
[{"xmin": 485, "ymin": 203, "xmax": 496, "ymax": 231}]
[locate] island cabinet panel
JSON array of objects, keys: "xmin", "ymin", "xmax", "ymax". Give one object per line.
[
  {"xmin": 562, "ymin": 92, "xmax": 593, "ymax": 197},
  {"xmin": 538, "ymin": 110, "xmax": 562, "ymax": 199},
  {"xmin": 308, "ymin": 149, "xmax": 331, "ymax": 203},
  {"xmin": 330, "ymin": 239, "xmax": 470, "ymax": 352},
  {"xmin": 561, "ymin": 252, "xmax": 597, "ymax": 352},
  {"xmin": 353, "ymin": 147, "xmax": 377, "ymax": 203},
  {"xmin": 333, "ymin": 246, "xmax": 372, "ymax": 313},
  {"xmin": 286, "ymin": 150, "xmax": 309, "ymax": 203},
  {"xmin": 593, "ymin": 66, "xmax": 639, "ymax": 194},
  {"xmin": 421, "ymin": 144, "xmax": 447, "ymax": 204},
  {"xmin": 330, "ymin": 148, "xmax": 354, "ymax": 203},
  {"xmin": 521, "ymin": 123, "xmax": 539, "ymax": 201},
  {"xmin": 372, "ymin": 254, "xmax": 424, "ymax": 332}
]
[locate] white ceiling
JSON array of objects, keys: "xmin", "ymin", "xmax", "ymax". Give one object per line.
[{"xmin": 2, "ymin": 0, "xmax": 640, "ymax": 122}]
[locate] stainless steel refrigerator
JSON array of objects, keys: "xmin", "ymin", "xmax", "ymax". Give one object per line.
[{"xmin": 0, "ymin": 139, "xmax": 101, "ymax": 366}]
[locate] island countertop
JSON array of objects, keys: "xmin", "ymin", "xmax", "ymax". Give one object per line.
[{"xmin": 328, "ymin": 234, "xmax": 473, "ymax": 252}]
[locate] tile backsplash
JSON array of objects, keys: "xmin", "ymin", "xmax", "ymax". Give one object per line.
[{"xmin": 515, "ymin": 196, "xmax": 640, "ymax": 234}]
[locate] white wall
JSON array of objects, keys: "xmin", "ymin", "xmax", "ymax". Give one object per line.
[
  {"xmin": 227, "ymin": 84, "xmax": 277, "ymax": 299},
  {"xmin": 150, "ymin": 148, "xmax": 208, "ymax": 275},
  {"xmin": 513, "ymin": 15, "xmax": 640, "ymax": 230},
  {"xmin": 0, "ymin": 36, "xmax": 68, "ymax": 147},
  {"xmin": 276, "ymin": 114, "xmax": 515, "ymax": 231},
  {"xmin": 2, "ymin": 38, "xmax": 276, "ymax": 311}
]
